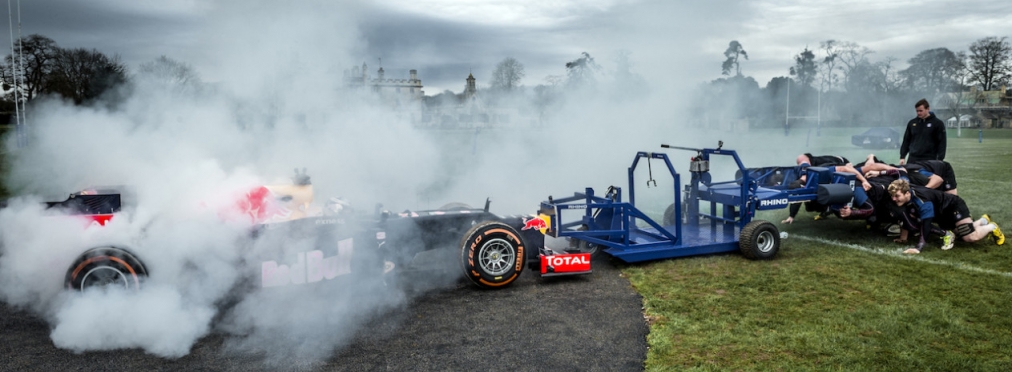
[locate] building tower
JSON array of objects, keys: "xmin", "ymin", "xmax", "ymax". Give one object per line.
[{"xmin": 464, "ymin": 72, "xmax": 477, "ymax": 100}]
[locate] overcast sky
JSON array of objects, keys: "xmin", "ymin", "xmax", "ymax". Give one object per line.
[{"xmin": 3, "ymin": 0, "xmax": 1010, "ymax": 94}]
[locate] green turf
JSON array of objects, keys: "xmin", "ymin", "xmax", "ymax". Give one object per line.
[{"xmin": 632, "ymin": 128, "xmax": 1012, "ymax": 371}]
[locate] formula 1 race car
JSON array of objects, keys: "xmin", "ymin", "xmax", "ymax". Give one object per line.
[{"xmin": 39, "ymin": 171, "xmax": 590, "ymax": 294}]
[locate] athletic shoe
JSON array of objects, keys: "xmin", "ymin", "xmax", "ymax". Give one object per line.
[
  {"xmin": 941, "ymin": 231, "xmax": 955, "ymax": 250},
  {"xmin": 887, "ymin": 224, "xmax": 901, "ymax": 237},
  {"xmin": 992, "ymin": 222, "xmax": 1005, "ymax": 246}
]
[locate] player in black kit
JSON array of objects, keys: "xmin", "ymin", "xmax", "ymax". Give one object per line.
[{"xmin": 887, "ymin": 179, "xmax": 1003, "ymax": 254}]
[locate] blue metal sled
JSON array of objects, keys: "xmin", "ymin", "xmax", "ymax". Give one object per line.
[{"xmin": 538, "ymin": 143, "xmax": 858, "ymax": 263}]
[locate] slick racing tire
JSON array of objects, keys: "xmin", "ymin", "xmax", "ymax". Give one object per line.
[
  {"xmin": 439, "ymin": 202, "xmax": 472, "ymax": 210},
  {"xmin": 459, "ymin": 221, "xmax": 525, "ymax": 289},
  {"xmin": 65, "ymin": 246, "xmax": 148, "ymax": 291},
  {"xmin": 739, "ymin": 220, "xmax": 780, "ymax": 260}
]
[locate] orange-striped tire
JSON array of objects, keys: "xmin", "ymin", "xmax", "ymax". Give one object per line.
[
  {"xmin": 65, "ymin": 247, "xmax": 148, "ymax": 291},
  {"xmin": 459, "ymin": 221, "xmax": 525, "ymax": 289}
]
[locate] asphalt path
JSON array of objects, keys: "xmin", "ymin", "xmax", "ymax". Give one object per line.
[{"xmin": 0, "ymin": 256, "xmax": 648, "ymax": 371}]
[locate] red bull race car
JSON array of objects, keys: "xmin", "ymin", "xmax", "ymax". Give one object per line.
[{"xmin": 38, "ymin": 172, "xmax": 592, "ymax": 294}]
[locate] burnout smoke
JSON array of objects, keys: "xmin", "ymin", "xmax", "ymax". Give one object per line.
[
  {"xmin": 0, "ymin": 0, "xmax": 823, "ymax": 364},
  {"xmin": 0, "ymin": 1, "xmax": 440, "ymax": 361}
]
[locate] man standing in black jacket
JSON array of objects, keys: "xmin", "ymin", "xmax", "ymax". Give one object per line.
[{"xmin": 900, "ymin": 98, "xmax": 947, "ymax": 165}]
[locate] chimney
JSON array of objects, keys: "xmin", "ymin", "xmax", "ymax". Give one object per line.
[{"xmin": 410, "ymin": 69, "xmax": 417, "ymax": 81}]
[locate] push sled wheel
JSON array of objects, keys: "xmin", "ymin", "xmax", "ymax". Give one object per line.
[
  {"xmin": 459, "ymin": 221, "xmax": 525, "ymax": 289},
  {"xmin": 568, "ymin": 225, "xmax": 601, "ymax": 259},
  {"xmin": 739, "ymin": 220, "xmax": 780, "ymax": 260},
  {"xmin": 663, "ymin": 203, "xmax": 676, "ymax": 226},
  {"xmin": 65, "ymin": 247, "xmax": 148, "ymax": 291}
]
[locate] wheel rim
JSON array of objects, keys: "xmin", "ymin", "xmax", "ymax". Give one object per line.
[
  {"xmin": 756, "ymin": 230, "xmax": 776, "ymax": 253},
  {"xmin": 478, "ymin": 238, "xmax": 515, "ymax": 276},
  {"xmin": 80, "ymin": 266, "xmax": 130, "ymax": 290}
]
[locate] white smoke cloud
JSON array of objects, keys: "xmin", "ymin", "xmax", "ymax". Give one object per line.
[
  {"xmin": 0, "ymin": 0, "xmax": 428, "ymax": 361},
  {"xmin": 0, "ymin": 0, "xmax": 800, "ymax": 363}
]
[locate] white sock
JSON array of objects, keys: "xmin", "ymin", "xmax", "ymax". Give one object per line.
[
  {"xmin": 977, "ymin": 218, "xmax": 989, "ymax": 226},
  {"xmin": 983, "ymin": 223, "xmax": 997, "ymax": 234}
]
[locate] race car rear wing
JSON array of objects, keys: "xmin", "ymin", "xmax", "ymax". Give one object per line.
[{"xmin": 45, "ymin": 193, "xmax": 122, "ymax": 215}]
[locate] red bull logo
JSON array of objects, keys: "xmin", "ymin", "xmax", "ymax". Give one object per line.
[{"xmin": 522, "ymin": 214, "xmax": 551, "ymax": 234}]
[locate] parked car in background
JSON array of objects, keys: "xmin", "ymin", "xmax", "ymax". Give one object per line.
[{"xmin": 852, "ymin": 127, "xmax": 901, "ymax": 149}]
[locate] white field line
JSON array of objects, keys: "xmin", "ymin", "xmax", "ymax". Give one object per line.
[{"xmin": 791, "ymin": 234, "xmax": 1012, "ymax": 278}]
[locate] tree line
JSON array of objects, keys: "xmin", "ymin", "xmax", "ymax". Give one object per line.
[
  {"xmin": 702, "ymin": 36, "xmax": 1011, "ymax": 129},
  {"xmin": 1, "ymin": 34, "xmax": 128, "ymax": 109}
]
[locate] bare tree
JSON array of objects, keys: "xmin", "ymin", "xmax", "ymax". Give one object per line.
[
  {"xmin": 489, "ymin": 57, "xmax": 525, "ymax": 92},
  {"xmin": 836, "ymin": 41, "xmax": 874, "ymax": 88},
  {"xmin": 878, "ymin": 56, "xmax": 900, "ymax": 93},
  {"xmin": 137, "ymin": 55, "xmax": 202, "ymax": 94},
  {"xmin": 942, "ymin": 52, "xmax": 972, "ymax": 132},
  {"xmin": 818, "ymin": 40, "xmax": 840, "ymax": 91},
  {"xmin": 565, "ymin": 52, "xmax": 599, "ymax": 88},
  {"xmin": 48, "ymin": 48, "xmax": 128, "ymax": 104},
  {"xmin": 1, "ymin": 34, "xmax": 59, "ymax": 101},
  {"xmin": 967, "ymin": 36, "xmax": 1011, "ymax": 91},
  {"xmin": 721, "ymin": 40, "xmax": 748, "ymax": 76}
]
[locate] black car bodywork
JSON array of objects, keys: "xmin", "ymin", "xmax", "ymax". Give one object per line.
[{"xmin": 38, "ymin": 186, "xmax": 556, "ymax": 293}]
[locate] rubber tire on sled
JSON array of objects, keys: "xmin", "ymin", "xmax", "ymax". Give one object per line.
[
  {"xmin": 569, "ymin": 225, "xmax": 601, "ymax": 259},
  {"xmin": 663, "ymin": 203, "xmax": 678, "ymax": 226},
  {"xmin": 459, "ymin": 221, "xmax": 525, "ymax": 289},
  {"xmin": 65, "ymin": 246, "xmax": 148, "ymax": 291},
  {"xmin": 665, "ymin": 202, "xmax": 695, "ymax": 225},
  {"xmin": 739, "ymin": 220, "xmax": 780, "ymax": 260}
]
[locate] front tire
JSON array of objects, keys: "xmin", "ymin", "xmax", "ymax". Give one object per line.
[
  {"xmin": 739, "ymin": 220, "xmax": 780, "ymax": 260},
  {"xmin": 65, "ymin": 247, "xmax": 148, "ymax": 291},
  {"xmin": 459, "ymin": 221, "xmax": 525, "ymax": 289}
]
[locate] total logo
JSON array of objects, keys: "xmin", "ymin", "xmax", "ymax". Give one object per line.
[
  {"xmin": 522, "ymin": 214, "xmax": 552, "ymax": 234},
  {"xmin": 544, "ymin": 255, "xmax": 590, "ymax": 266},
  {"xmin": 540, "ymin": 253, "xmax": 592, "ymax": 274},
  {"xmin": 759, "ymin": 198, "xmax": 789, "ymax": 207}
]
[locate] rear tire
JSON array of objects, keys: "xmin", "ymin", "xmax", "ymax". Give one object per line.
[
  {"xmin": 65, "ymin": 247, "xmax": 148, "ymax": 291},
  {"xmin": 739, "ymin": 220, "xmax": 780, "ymax": 260},
  {"xmin": 459, "ymin": 221, "xmax": 525, "ymax": 289}
]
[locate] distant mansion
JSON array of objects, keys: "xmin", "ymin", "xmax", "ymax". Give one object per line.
[
  {"xmin": 934, "ymin": 85, "xmax": 1011, "ymax": 129},
  {"xmin": 343, "ymin": 63, "xmax": 424, "ymax": 109},
  {"xmin": 343, "ymin": 63, "xmax": 537, "ymax": 129}
]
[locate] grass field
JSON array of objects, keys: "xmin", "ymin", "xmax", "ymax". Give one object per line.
[{"xmin": 629, "ymin": 128, "xmax": 1012, "ymax": 370}]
